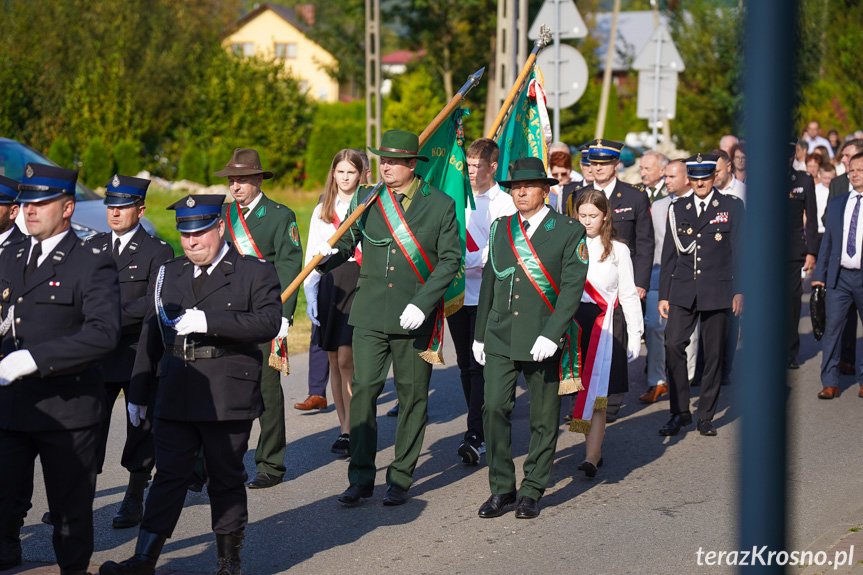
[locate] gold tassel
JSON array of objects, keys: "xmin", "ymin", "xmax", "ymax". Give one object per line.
[
  {"xmin": 269, "ymin": 352, "xmax": 290, "ymax": 376},
  {"xmin": 569, "ymin": 418, "xmax": 591, "ymax": 434},
  {"xmin": 418, "ymin": 348, "xmax": 445, "ymax": 365},
  {"xmin": 558, "ymin": 377, "xmax": 583, "ymax": 395},
  {"xmin": 444, "ymin": 294, "xmax": 465, "ymax": 318},
  {"xmin": 594, "ymin": 396, "xmax": 608, "ymax": 411}
]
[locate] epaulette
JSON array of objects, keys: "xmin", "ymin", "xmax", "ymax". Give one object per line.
[
  {"xmin": 633, "ymin": 183, "xmax": 646, "ymax": 192},
  {"xmin": 164, "ymin": 254, "xmax": 189, "ymax": 265},
  {"xmin": 83, "ymin": 231, "xmax": 109, "ymax": 245},
  {"xmin": 239, "ymin": 254, "xmax": 269, "ymax": 264}
]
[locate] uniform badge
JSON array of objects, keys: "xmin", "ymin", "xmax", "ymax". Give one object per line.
[
  {"xmin": 25, "ymin": 165, "xmax": 33, "ymax": 179},
  {"xmin": 289, "ymin": 222, "xmax": 301, "ymax": 247},
  {"xmin": 544, "ymin": 218, "xmax": 555, "ymax": 232},
  {"xmin": 112, "ymin": 174, "xmax": 121, "ymax": 188},
  {"xmin": 696, "ymin": 153, "xmax": 703, "ymax": 163},
  {"xmin": 685, "ymin": 203, "xmax": 691, "ymax": 210},
  {"xmin": 686, "ymin": 228, "xmax": 693, "ymax": 235},
  {"xmin": 577, "ymin": 238, "xmax": 589, "ymax": 264},
  {"xmin": 255, "ymin": 205, "xmax": 267, "ymax": 219},
  {"xmin": 715, "ymin": 233, "xmax": 722, "ymax": 241},
  {"xmin": 49, "ymin": 281, "xmax": 60, "ymax": 286},
  {"xmin": 186, "ymin": 197, "xmax": 196, "ymax": 208},
  {"xmin": 712, "ymin": 199, "xmax": 719, "ymax": 207},
  {"xmin": 617, "ymin": 192, "xmax": 622, "ymax": 198},
  {"xmin": 2, "ymin": 288, "xmax": 8, "ymax": 300}
]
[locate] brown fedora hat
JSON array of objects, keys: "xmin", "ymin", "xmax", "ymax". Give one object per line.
[{"xmin": 213, "ymin": 148, "xmax": 274, "ymax": 179}]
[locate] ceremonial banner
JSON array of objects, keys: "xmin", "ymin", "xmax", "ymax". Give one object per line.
[
  {"xmin": 495, "ymin": 68, "xmax": 553, "ymax": 181},
  {"xmin": 415, "ymin": 107, "xmax": 472, "ymax": 317}
]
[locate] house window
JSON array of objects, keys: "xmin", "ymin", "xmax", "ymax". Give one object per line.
[
  {"xmin": 275, "ymin": 43, "xmax": 297, "ymax": 59},
  {"xmin": 232, "ymin": 43, "xmax": 254, "ymax": 57},
  {"xmin": 318, "ymin": 88, "xmax": 328, "ymax": 101}
]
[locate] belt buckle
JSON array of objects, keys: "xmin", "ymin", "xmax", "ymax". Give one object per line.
[{"xmin": 183, "ymin": 338, "xmax": 196, "ymax": 364}]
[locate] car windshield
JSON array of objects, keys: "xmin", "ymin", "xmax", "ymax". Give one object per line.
[{"xmin": 0, "ymin": 139, "xmax": 97, "ymax": 200}]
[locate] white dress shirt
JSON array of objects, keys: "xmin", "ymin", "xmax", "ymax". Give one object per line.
[
  {"xmin": 303, "ymin": 196, "xmax": 356, "ymax": 295},
  {"xmin": 581, "ymin": 237, "xmax": 644, "ymax": 343},
  {"xmin": 239, "ymin": 191, "xmax": 264, "ymax": 214},
  {"xmin": 815, "ymin": 182, "xmax": 829, "ymax": 234},
  {"xmin": 519, "ymin": 206, "xmax": 550, "ymax": 240},
  {"xmin": 841, "ymin": 192, "xmax": 863, "ymax": 270},
  {"xmin": 694, "ymin": 190, "xmax": 715, "ymax": 218},
  {"xmin": 28, "ymin": 229, "xmax": 71, "ymax": 266},
  {"xmin": 594, "ymin": 178, "xmax": 618, "ymax": 199},
  {"xmin": 805, "ymin": 135, "xmax": 834, "ymax": 158},
  {"xmin": 465, "ymin": 183, "xmax": 516, "ymax": 305},
  {"xmin": 111, "ymin": 223, "xmax": 142, "ymax": 255},
  {"xmin": 718, "ymin": 177, "xmax": 746, "ymax": 204}
]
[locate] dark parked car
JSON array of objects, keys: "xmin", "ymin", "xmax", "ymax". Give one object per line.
[{"xmin": 0, "ymin": 137, "xmax": 156, "ymax": 239}]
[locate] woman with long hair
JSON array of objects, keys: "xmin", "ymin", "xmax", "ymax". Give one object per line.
[
  {"xmin": 569, "ymin": 189, "xmax": 643, "ymax": 477},
  {"xmin": 303, "ymin": 149, "xmax": 368, "ymax": 456}
]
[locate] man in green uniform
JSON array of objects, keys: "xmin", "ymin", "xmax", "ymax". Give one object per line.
[
  {"xmin": 312, "ymin": 129, "xmax": 461, "ymax": 506},
  {"xmin": 473, "ymin": 157, "xmax": 588, "ymax": 519},
  {"xmin": 215, "ymin": 148, "xmax": 303, "ymax": 489}
]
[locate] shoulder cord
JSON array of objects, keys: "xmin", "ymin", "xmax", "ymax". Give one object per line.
[
  {"xmin": 667, "ymin": 204, "xmax": 696, "ymax": 255},
  {"xmin": 488, "ymin": 219, "xmax": 518, "ymax": 309}
]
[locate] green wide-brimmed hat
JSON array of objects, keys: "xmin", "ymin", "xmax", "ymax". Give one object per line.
[
  {"xmin": 498, "ymin": 157, "xmax": 559, "ymax": 188},
  {"xmin": 368, "ymin": 129, "xmax": 429, "ymax": 162}
]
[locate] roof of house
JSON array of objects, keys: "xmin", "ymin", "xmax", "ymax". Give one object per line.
[
  {"xmin": 381, "ymin": 50, "xmax": 426, "ymax": 65},
  {"xmin": 232, "ymin": 2, "xmax": 310, "ymax": 35},
  {"xmin": 593, "ymin": 10, "xmax": 671, "ymax": 72}
]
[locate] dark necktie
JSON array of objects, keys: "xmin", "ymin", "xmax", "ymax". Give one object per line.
[
  {"xmin": 699, "ymin": 200, "xmax": 707, "ymax": 218},
  {"xmin": 24, "ymin": 242, "xmax": 41, "ymax": 283},
  {"xmin": 394, "ymin": 193, "xmax": 406, "ymax": 209},
  {"xmin": 192, "ymin": 264, "xmax": 210, "ymax": 298},
  {"xmin": 848, "ymin": 195, "xmax": 862, "ymax": 258},
  {"xmin": 112, "ymin": 237, "xmax": 121, "ymax": 261},
  {"xmin": 242, "ymin": 206, "xmax": 251, "ymax": 217},
  {"xmin": 523, "ymin": 221, "xmax": 531, "ymax": 232}
]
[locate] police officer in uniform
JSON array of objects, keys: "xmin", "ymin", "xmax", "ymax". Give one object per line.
[
  {"xmin": 0, "ymin": 176, "xmax": 26, "ymax": 248},
  {"xmin": 567, "ymin": 139, "xmax": 654, "ymax": 420},
  {"xmin": 473, "ymin": 157, "xmax": 588, "ymax": 519},
  {"xmin": 658, "ymin": 154, "xmax": 744, "ymax": 437},
  {"xmin": 0, "ymin": 163, "xmax": 121, "ymax": 574},
  {"xmin": 86, "ymin": 175, "xmax": 174, "ymax": 529},
  {"xmin": 100, "ymin": 195, "xmax": 282, "ymax": 575}
]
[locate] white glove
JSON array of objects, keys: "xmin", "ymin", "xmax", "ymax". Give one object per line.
[
  {"xmin": 277, "ymin": 317, "xmax": 290, "ymax": 339},
  {"xmin": 472, "ymin": 340, "xmax": 486, "ymax": 366},
  {"xmin": 175, "ymin": 309, "xmax": 208, "ymax": 335},
  {"xmin": 530, "ymin": 336, "xmax": 558, "ymax": 362},
  {"xmin": 0, "ymin": 350, "xmax": 38, "ymax": 385},
  {"xmin": 399, "ymin": 303, "xmax": 426, "ymax": 331},
  {"xmin": 311, "ymin": 242, "xmax": 338, "ymax": 263},
  {"xmin": 127, "ymin": 403, "xmax": 147, "ymax": 427},
  {"xmin": 627, "ymin": 341, "xmax": 642, "ymax": 362},
  {"xmin": 306, "ymin": 298, "xmax": 320, "ymax": 326}
]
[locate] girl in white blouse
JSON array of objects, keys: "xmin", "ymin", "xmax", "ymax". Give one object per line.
[
  {"xmin": 304, "ymin": 149, "xmax": 368, "ymax": 456},
  {"xmin": 570, "ymin": 189, "xmax": 644, "ymax": 477}
]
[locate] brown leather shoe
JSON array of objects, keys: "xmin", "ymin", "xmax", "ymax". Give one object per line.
[
  {"xmin": 817, "ymin": 386, "xmax": 840, "ymax": 399},
  {"xmin": 858, "ymin": 386, "xmax": 863, "ymax": 398},
  {"xmin": 639, "ymin": 383, "xmax": 669, "ymax": 403},
  {"xmin": 839, "ymin": 361, "xmax": 855, "ymax": 375},
  {"xmin": 294, "ymin": 395, "xmax": 327, "ymax": 410}
]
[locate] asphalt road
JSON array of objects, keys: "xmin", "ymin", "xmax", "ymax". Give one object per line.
[{"xmin": 16, "ymin": 302, "xmax": 863, "ymax": 574}]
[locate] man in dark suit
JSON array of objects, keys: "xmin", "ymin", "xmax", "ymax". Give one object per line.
[
  {"xmin": 215, "ymin": 148, "xmax": 302, "ymax": 490},
  {"xmin": 472, "ymin": 157, "xmax": 587, "ymax": 519},
  {"xmin": 567, "ymin": 139, "xmax": 654, "ymax": 421},
  {"xmin": 311, "ymin": 129, "xmax": 461, "ymax": 507},
  {"xmin": 812, "ymin": 153, "xmax": 863, "ymax": 399},
  {"xmin": 826, "ymin": 139, "xmax": 863, "ymax": 374},
  {"xmin": 0, "ymin": 176, "xmax": 26, "ymax": 248},
  {"xmin": 86, "ymin": 175, "xmax": 174, "ymax": 529},
  {"xmin": 658, "ymin": 154, "xmax": 744, "ymax": 437},
  {"xmin": 0, "ymin": 163, "xmax": 121, "ymax": 574},
  {"xmin": 99, "ymin": 194, "xmax": 282, "ymax": 575}
]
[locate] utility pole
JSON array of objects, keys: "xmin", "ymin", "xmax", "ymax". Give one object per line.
[
  {"xmin": 365, "ymin": 0, "xmax": 382, "ymax": 176},
  {"xmin": 595, "ymin": 0, "xmax": 621, "ymax": 139}
]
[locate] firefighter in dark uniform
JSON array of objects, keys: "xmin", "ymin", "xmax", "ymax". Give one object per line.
[
  {"xmin": 567, "ymin": 139, "xmax": 654, "ymax": 421},
  {"xmin": 658, "ymin": 154, "xmax": 744, "ymax": 437},
  {"xmin": 100, "ymin": 195, "xmax": 282, "ymax": 575},
  {"xmin": 0, "ymin": 176, "xmax": 26, "ymax": 248},
  {"xmin": 85, "ymin": 175, "xmax": 174, "ymax": 529},
  {"xmin": 787, "ymin": 143, "xmax": 820, "ymax": 369},
  {"xmin": 0, "ymin": 163, "xmax": 121, "ymax": 574}
]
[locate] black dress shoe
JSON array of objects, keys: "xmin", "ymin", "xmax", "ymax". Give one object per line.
[
  {"xmin": 786, "ymin": 361, "xmax": 800, "ymax": 370},
  {"xmin": 659, "ymin": 412, "xmax": 692, "ymax": 436},
  {"xmin": 383, "ymin": 484, "xmax": 408, "ymax": 506},
  {"xmin": 387, "ymin": 402, "xmax": 399, "ymax": 417},
  {"xmin": 697, "ymin": 419, "xmax": 718, "ymax": 436},
  {"xmin": 247, "ymin": 473, "xmax": 282, "ymax": 489},
  {"xmin": 41, "ymin": 511, "xmax": 52, "ymax": 526},
  {"xmin": 477, "ymin": 492, "xmax": 517, "ymax": 518},
  {"xmin": 338, "ymin": 484, "xmax": 373, "ymax": 505},
  {"xmin": 578, "ymin": 456, "xmax": 604, "ymax": 478},
  {"xmin": 514, "ymin": 496, "xmax": 540, "ymax": 519}
]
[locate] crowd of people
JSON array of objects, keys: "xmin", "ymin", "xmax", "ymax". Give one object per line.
[{"xmin": 0, "ymin": 117, "xmax": 851, "ymax": 574}]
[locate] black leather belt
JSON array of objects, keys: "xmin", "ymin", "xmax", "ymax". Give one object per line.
[{"xmin": 165, "ymin": 343, "xmax": 256, "ymax": 361}]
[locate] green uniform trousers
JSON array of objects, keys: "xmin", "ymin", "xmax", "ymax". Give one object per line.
[
  {"xmin": 253, "ymin": 341, "xmax": 287, "ymax": 477},
  {"xmin": 348, "ymin": 327, "xmax": 432, "ymax": 491},
  {"xmin": 483, "ymin": 352, "xmax": 562, "ymax": 501}
]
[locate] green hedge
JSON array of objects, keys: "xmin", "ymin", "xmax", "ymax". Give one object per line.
[
  {"xmin": 114, "ymin": 139, "xmax": 142, "ymax": 177},
  {"xmin": 303, "ymin": 100, "xmax": 367, "ymax": 190},
  {"xmin": 83, "ymin": 137, "xmax": 112, "ymax": 189},
  {"xmin": 47, "ymin": 136, "xmax": 74, "ymax": 169}
]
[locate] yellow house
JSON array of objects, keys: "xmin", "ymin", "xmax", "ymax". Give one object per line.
[{"xmin": 224, "ymin": 3, "xmax": 340, "ymax": 103}]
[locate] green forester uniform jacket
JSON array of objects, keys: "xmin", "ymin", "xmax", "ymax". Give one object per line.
[
  {"xmin": 476, "ymin": 210, "xmax": 589, "ymax": 360},
  {"xmin": 319, "ymin": 179, "xmax": 461, "ymax": 335},
  {"xmin": 222, "ymin": 193, "xmax": 303, "ymax": 323}
]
